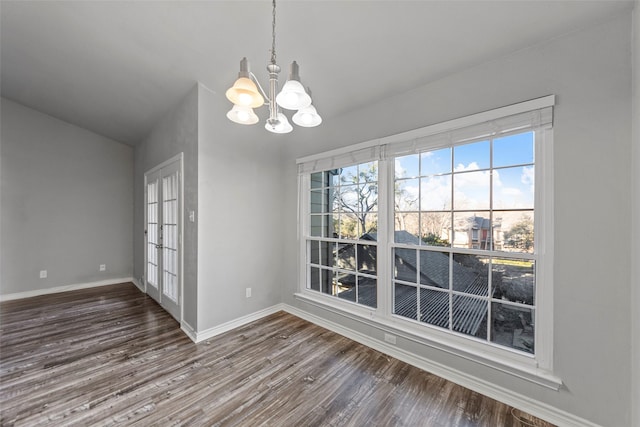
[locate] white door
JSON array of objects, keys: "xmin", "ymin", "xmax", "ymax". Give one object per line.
[{"xmin": 145, "ymin": 157, "xmax": 182, "ymax": 321}]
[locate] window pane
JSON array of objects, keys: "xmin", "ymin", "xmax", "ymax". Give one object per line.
[
  {"xmin": 454, "ymin": 140, "xmax": 490, "ymax": 170},
  {"xmin": 492, "ymin": 258, "xmax": 535, "ymax": 305},
  {"xmin": 339, "ymin": 213, "xmax": 360, "ymax": 239},
  {"xmin": 309, "ymin": 240, "xmax": 320, "ymax": 265},
  {"xmin": 340, "ymin": 165, "xmax": 358, "ymax": 184},
  {"xmin": 453, "ymin": 170, "xmax": 490, "ymax": 210},
  {"xmin": 421, "ymin": 148, "xmax": 451, "ymax": 176},
  {"xmin": 321, "ymin": 269, "xmax": 334, "ymax": 295},
  {"xmin": 362, "ymin": 213, "xmax": 377, "ymax": 238},
  {"xmin": 498, "ymin": 211, "xmax": 534, "ymax": 253},
  {"xmin": 493, "ymin": 132, "xmax": 534, "ymax": 168},
  {"xmin": 453, "ymin": 253, "xmax": 489, "ymax": 296},
  {"xmin": 338, "ymin": 184, "xmax": 359, "ymax": 212},
  {"xmin": 310, "ymin": 214, "xmax": 327, "ymax": 237},
  {"xmin": 310, "ymin": 189, "xmax": 327, "ymax": 213},
  {"xmin": 420, "ymin": 174, "xmax": 452, "ymax": 211},
  {"xmin": 421, "ymin": 213, "xmax": 451, "ymax": 247},
  {"xmin": 419, "ymin": 250, "xmax": 449, "ymax": 288},
  {"xmin": 395, "ymin": 179, "xmax": 420, "ymax": 210},
  {"xmin": 357, "ymin": 244, "xmax": 376, "ymax": 273},
  {"xmin": 320, "ymin": 241, "xmax": 336, "ymax": 268},
  {"xmin": 337, "ymin": 242, "xmax": 356, "ymax": 271},
  {"xmin": 452, "ymin": 213, "xmax": 491, "ymax": 250},
  {"xmin": 359, "ymin": 162, "xmax": 378, "ymax": 182},
  {"xmin": 419, "ymin": 288, "xmax": 449, "ymax": 328},
  {"xmin": 336, "ymin": 273, "xmax": 356, "ymax": 300},
  {"xmin": 310, "ymin": 266, "xmax": 320, "ymax": 291},
  {"xmin": 394, "ymin": 284, "xmax": 417, "ymax": 320},
  {"xmin": 395, "ymin": 248, "xmax": 417, "ymax": 283},
  {"xmin": 395, "ymin": 154, "xmax": 419, "ymax": 179},
  {"xmin": 491, "ymin": 302, "xmax": 534, "ymax": 354},
  {"xmin": 452, "ymin": 294, "xmax": 487, "ymax": 339},
  {"xmin": 493, "ymin": 166, "xmax": 534, "ymax": 210},
  {"xmin": 358, "ymin": 278, "xmax": 377, "ymax": 309},
  {"xmin": 395, "ymin": 212, "xmax": 420, "ymax": 243},
  {"xmin": 358, "ymin": 183, "xmax": 378, "ymax": 213},
  {"xmin": 310, "ymin": 172, "xmax": 325, "ymax": 189}
]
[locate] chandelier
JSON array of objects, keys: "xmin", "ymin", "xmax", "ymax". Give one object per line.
[{"xmin": 225, "ymin": 0, "xmax": 322, "ymax": 133}]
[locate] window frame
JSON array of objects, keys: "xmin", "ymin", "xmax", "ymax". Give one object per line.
[{"xmin": 296, "ymin": 96, "xmax": 557, "ymax": 388}]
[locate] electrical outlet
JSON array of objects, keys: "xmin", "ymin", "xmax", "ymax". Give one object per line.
[
  {"xmin": 384, "ymin": 333, "xmax": 396, "ymax": 345},
  {"xmin": 99, "ymin": 264, "xmax": 106, "ymax": 272},
  {"xmin": 39, "ymin": 270, "xmax": 47, "ymax": 279},
  {"xmin": 246, "ymin": 288, "xmax": 252, "ymax": 298}
]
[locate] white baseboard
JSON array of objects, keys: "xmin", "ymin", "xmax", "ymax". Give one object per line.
[
  {"xmin": 0, "ymin": 277, "xmax": 135, "ymax": 302},
  {"xmin": 190, "ymin": 304, "xmax": 285, "ymax": 343},
  {"xmin": 131, "ymin": 277, "xmax": 145, "ymax": 293},
  {"xmin": 181, "ymin": 321, "xmax": 198, "ymax": 342},
  {"xmin": 282, "ymin": 304, "xmax": 601, "ymax": 427}
]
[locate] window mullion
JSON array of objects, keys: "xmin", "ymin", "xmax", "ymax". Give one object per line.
[{"xmin": 376, "ymin": 156, "xmax": 392, "ymax": 319}]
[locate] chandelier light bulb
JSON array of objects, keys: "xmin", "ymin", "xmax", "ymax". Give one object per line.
[
  {"xmin": 292, "ymin": 104, "xmax": 322, "ymax": 127},
  {"xmin": 265, "ymin": 113, "xmax": 293, "ymax": 134},
  {"xmin": 226, "ymin": 105, "xmax": 259, "ymax": 125}
]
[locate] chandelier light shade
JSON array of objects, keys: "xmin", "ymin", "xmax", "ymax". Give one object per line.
[
  {"xmin": 275, "ymin": 61, "xmax": 312, "ymax": 110},
  {"xmin": 225, "ymin": 58, "xmax": 265, "ymax": 108},
  {"xmin": 226, "ymin": 104, "xmax": 260, "ymax": 125},
  {"xmin": 293, "ymin": 104, "xmax": 322, "ymax": 127},
  {"xmin": 265, "ymin": 112, "xmax": 293, "ymax": 134},
  {"xmin": 225, "ymin": 0, "xmax": 321, "ymax": 133}
]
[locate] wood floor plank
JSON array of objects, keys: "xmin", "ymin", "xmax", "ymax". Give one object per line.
[{"xmin": 1, "ymin": 283, "xmax": 555, "ymax": 426}]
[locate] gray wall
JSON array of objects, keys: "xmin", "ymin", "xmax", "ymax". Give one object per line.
[
  {"xmin": 632, "ymin": 2, "xmax": 639, "ymax": 426},
  {"xmin": 281, "ymin": 14, "xmax": 633, "ymax": 427},
  {"xmin": 196, "ymin": 84, "xmax": 284, "ymax": 331},
  {"xmin": 0, "ymin": 98, "xmax": 133, "ymax": 295},
  {"xmin": 133, "ymin": 86, "xmax": 199, "ymax": 330}
]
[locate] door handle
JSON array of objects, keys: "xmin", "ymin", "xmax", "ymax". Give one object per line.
[{"xmin": 155, "ymin": 244, "xmax": 163, "ymax": 249}]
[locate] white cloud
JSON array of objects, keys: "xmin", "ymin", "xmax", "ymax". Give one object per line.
[
  {"xmin": 454, "ymin": 161, "xmax": 480, "ymax": 172},
  {"xmin": 501, "ymin": 187, "xmax": 523, "ymax": 196}
]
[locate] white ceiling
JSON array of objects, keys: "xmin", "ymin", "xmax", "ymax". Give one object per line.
[{"xmin": 0, "ymin": 1, "xmax": 633, "ymax": 145}]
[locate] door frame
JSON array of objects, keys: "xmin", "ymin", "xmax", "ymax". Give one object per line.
[{"xmin": 143, "ymin": 153, "xmax": 184, "ymax": 322}]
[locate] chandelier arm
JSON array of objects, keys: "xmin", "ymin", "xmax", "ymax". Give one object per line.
[{"xmin": 249, "ymin": 71, "xmax": 272, "ymax": 104}]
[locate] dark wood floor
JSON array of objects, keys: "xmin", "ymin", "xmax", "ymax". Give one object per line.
[{"xmin": 0, "ymin": 283, "xmax": 554, "ymax": 427}]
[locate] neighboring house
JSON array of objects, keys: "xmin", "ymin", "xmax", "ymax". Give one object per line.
[{"xmin": 448, "ymin": 215, "xmax": 503, "ymax": 250}]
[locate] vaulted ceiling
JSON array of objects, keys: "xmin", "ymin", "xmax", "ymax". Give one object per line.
[{"xmin": 1, "ymin": 1, "xmax": 633, "ymax": 145}]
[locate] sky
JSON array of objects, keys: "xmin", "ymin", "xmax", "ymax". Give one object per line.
[{"xmin": 395, "ymin": 131, "xmax": 535, "ymax": 213}]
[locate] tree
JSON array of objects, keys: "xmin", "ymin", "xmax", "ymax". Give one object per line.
[
  {"xmin": 336, "ymin": 163, "xmax": 378, "ymax": 236},
  {"xmin": 422, "ymin": 232, "xmax": 449, "ymax": 246},
  {"xmin": 503, "ymin": 216, "xmax": 534, "ymax": 251}
]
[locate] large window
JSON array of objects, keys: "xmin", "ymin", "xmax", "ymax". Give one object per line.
[
  {"xmin": 299, "ymin": 97, "xmax": 554, "ymax": 378},
  {"xmin": 307, "ymin": 163, "xmax": 378, "ymax": 308},
  {"xmin": 393, "ymin": 132, "xmax": 536, "ymax": 354}
]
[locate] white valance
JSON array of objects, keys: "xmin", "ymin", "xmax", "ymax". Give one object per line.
[{"xmin": 297, "ymin": 95, "xmax": 554, "ymax": 174}]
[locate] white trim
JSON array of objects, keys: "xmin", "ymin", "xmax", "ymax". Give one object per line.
[
  {"xmin": 282, "ymin": 303, "xmax": 597, "ymax": 427},
  {"xmin": 131, "ymin": 277, "xmax": 145, "ymax": 292},
  {"xmin": 189, "ymin": 304, "xmax": 285, "ymax": 343},
  {"xmin": 144, "ymin": 153, "xmax": 184, "ymax": 323},
  {"xmin": 180, "ymin": 320, "xmax": 198, "ymax": 342},
  {"xmin": 297, "ymin": 95, "xmax": 555, "ymax": 165},
  {"xmin": 0, "ymin": 277, "xmax": 136, "ymax": 301},
  {"xmin": 293, "ymin": 291, "xmax": 561, "ymax": 389},
  {"xmin": 145, "ymin": 152, "xmax": 184, "ymax": 175}
]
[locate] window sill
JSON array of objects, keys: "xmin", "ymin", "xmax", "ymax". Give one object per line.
[{"xmin": 293, "ymin": 291, "xmax": 563, "ymax": 390}]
